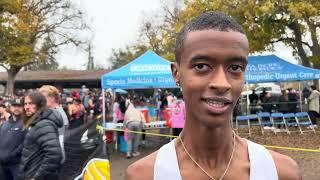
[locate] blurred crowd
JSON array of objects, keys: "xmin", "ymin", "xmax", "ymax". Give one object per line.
[
  {"xmin": 248, "ymin": 85, "xmax": 320, "ymax": 125},
  {"xmin": 0, "ymin": 85, "xmax": 187, "ymax": 179},
  {"xmin": 0, "ymin": 85, "xmax": 110, "ymax": 180}
]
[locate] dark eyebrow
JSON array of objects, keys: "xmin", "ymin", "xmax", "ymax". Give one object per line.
[{"xmin": 190, "ymin": 55, "xmax": 214, "ymax": 64}]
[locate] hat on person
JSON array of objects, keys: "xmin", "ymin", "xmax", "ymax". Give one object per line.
[{"xmin": 11, "ymin": 98, "xmax": 23, "ymax": 106}]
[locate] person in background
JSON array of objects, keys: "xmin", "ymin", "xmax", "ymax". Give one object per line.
[
  {"xmin": 71, "ymin": 90, "xmax": 81, "ymax": 100},
  {"xmin": 249, "ymin": 89, "xmax": 259, "ymax": 114},
  {"xmin": 39, "ymin": 85, "xmax": 69, "ymax": 164},
  {"xmin": 307, "ymin": 85, "xmax": 320, "ymax": 126},
  {"xmin": 155, "ymin": 89, "xmax": 162, "ymax": 120},
  {"xmin": 262, "ymin": 92, "xmax": 275, "ymax": 112},
  {"xmin": 288, "ymin": 88, "xmax": 298, "ymax": 113},
  {"xmin": 82, "ymin": 91, "xmax": 91, "ymax": 114},
  {"xmin": 113, "ymin": 95, "xmax": 124, "ymax": 123},
  {"xmin": 169, "ymin": 92, "xmax": 185, "ymax": 136},
  {"xmin": 123, "ymin": 98, "xmax": 145, "ymax": 159},
  {"xmin": 0, "ymin": 98, "xmax": 25, "ymax": 180},
  {"xmin": 302, "ymin": 86, "xmax": 311, "ymax": 99},
  {"xmin": 259, "ymin": 87, "xmax": 267, "ymax": 102},
  {"xmin": 277, "ymin": 89, "xmax": 290, "ymax": 113},
  {"xmin": 68, "ymin": 98, "xmax": 86, "ymax": 129},
  {"xmin": 166, "ymin": 92, "xmax": 174, "ymax": 106},
  {"xmin": 0, "ymin": 104, "xmax": 10, "ymax": 127},
  {"xmin": 159, "ymin": 95, "xmax": 168, "ymax": 121},
  {"xmin": 20, "ymin": 92, "xmax": 63, "ymax": 180}
]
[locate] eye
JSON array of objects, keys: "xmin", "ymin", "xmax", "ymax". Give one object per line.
[
  {"xmin": 193, "ymin": 63, "xmax": 210, "ymax": 72},
  {"xmin": 229, "ymin": 64, "xmax": 244, "ymax": 73}
]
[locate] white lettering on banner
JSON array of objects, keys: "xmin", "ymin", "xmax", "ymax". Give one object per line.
[
  {"xmin": 127, "ymin": 77, "xmax": 153, "ymax": 84},
  {"xmin": 131, "ymin": 71, "xmax": 168, "ymax": 76},
  {"xmin": 275, "ymin": 73, "xmax": 298, "ymax": 80},
  {"xmin": 299, "ymin": 72, "xmax": 314, "ymax": 79},
  {"xmin": 106, "ymin": 79, "xmax": 125, "ymax": 86},
  {"xmin": 246, "ymin": 63, "xmax": 282, "ymax": 72},
  {"xmin": 158, "ymin": 77, "xmax": 175, "ymax": 84},
  {"xmin": 130, "ymin": 65, "xmax": 170, "ymax": 72},
  {"xmin": 246, "ymin": 74, "xmax": 274, "ymax": 81}
]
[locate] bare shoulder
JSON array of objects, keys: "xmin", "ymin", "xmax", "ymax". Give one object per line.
[
  {"xmin": 269, "ymin": 150, "xmax": 302, "ymax": 180},
  {"xmin": 125, "ymin": 151, "xmax": 158, "ymax": 180}
]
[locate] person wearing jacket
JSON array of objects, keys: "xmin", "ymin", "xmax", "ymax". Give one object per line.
[
  {"xmin": 39, "ymin": 85, "xmax": 69, "ymax": 164},
  {"xmin": 0, "ymin": 98, "xmax": 25, "ymax": 180},
  {"xmin": 308, "ymin": 85, "xmax": 320, "ymax": 125},
  {"xmin": 20, "ymin": 92, "xmax": 63, "ymax": 180},
  {"xmin": 123, "ymin": 98, "xmax": 145, "ymax": 158}
]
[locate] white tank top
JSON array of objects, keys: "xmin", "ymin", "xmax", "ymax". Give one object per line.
[{"xmin": 154, "ymin": 139, "xmax": 278, "ymax": 180}]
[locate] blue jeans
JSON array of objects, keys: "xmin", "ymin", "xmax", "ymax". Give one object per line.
[{"xmin": 127, "ymin": 121, "xmax": 142, "ymax": 154}]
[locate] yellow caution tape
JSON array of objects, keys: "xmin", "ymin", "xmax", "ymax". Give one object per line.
[
  {"xmin": 263, "ymin": 145, "xmax": 320, "ymax": 153},
  {"xmin": 96, "ymin": 125, "xmax": 320, "ymax": 153}
]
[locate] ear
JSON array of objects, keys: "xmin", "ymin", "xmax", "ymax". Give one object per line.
[{"xmin": 171, "ymin": 62, "xmax": 180, "ymax": 84}]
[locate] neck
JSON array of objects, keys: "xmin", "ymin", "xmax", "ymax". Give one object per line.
[
  {"xmin": 179, "ymin": 116, "xmax": 234, "ymax": 168},
  {"xmin": 12, "ymin": 115, "xmax": 20, "ymax": 121},
  {"xmin": 49, "ymin": 102, "xmax": 59, "ymax": 109}
]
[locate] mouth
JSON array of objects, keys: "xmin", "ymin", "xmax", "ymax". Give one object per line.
[{"xmin": 201, "ymin": 97, "xmax": 232, "ymax": 114}]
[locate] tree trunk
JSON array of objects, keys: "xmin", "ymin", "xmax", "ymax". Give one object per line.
[
  {"xmin": 289, "ymin": 21, "xmax": 310, "ymax": 67},
  {"xmin": 6, "ymin": 66, "xmax": 21, "ymax": 96},
  {"xmin": 305, "ymin": 17, "xmax": 320, "ymax": 57}
]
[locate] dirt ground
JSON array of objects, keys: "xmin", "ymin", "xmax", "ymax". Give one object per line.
[{"xmin": 109, "ymin": 127, "xmax": 320, "ymax": 180}]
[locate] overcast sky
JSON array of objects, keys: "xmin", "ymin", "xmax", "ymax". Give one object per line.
[
  {"xmin": 57, "ymin": 0, "xmax": 297, "ymax": 70},
  {"xmin": 58, "ymin": 0, "xmax": 162, "ymax": 69}
]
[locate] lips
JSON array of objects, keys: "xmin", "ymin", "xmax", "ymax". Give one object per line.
[{"xmin": 201, "ymin": 97, "xmax": 232, "ymax": 114}]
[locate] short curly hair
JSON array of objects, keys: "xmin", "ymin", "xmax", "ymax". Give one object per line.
[{"xmin": 175, "ymin": 11, "xmax": 245, "ymax": 63}]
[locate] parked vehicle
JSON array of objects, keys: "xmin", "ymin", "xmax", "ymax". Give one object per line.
[{"xmin": 241, "ymin": 84, "xmax": 281, "ymax": 97}]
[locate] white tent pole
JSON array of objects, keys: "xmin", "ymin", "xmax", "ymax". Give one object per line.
[
  {"xmin": 246, "ymin": 82, "xmax": 249, "ymax": 115},
  {"xmin": 112, "ymin": 89, "xmax": 118, "ymax": 151},
  {"xmin": 102, "ymin": 88, "xmax": 106, "ymax": 128},
  {"xmin": 101, "ymin": 88, "xmax": 107, "ymax": 156},
  {"xmin": 299, "ymin": 82, "xmax": 302, "ymax": 112}
]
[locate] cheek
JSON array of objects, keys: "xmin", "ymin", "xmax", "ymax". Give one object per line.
[
  {"xmin": 32, "ymin": 106, "xmax": 37, "ymax": 112},
  {"xmin": 231, "ymin": 80, "xmax": 244, "ymax": 94}
]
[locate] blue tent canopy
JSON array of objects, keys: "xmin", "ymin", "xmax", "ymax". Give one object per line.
[
  {"xmin": 246, "ymin": 55, "xmax": 320, "ymax": 83},
  {"xmin": 101, "ymin": 50, "xmax": 177, "ymax": 89}
]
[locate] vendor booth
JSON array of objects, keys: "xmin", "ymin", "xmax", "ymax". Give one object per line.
[
  {"xmin": 243, "ymin": 55, "xmax": 320, "ymax": 114},
  {"xmin": 100, "ymin": 50, "xmax": 177, "ymax": 149},
  {"xmin": 101, "ymin": 50, "xmax": 177, "ymax": 89},
  {"xmin": 101, "ymin": 50, "xmax": 177, "ymax": 121},
  {"xmin": 246, "ymin": 55, "xmax": 320, "ymax": 83}
]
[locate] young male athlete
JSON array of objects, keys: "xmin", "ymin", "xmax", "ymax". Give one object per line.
[{"xmin": 125, "ymin": 11, "xmax": 301, "ymax": 180}]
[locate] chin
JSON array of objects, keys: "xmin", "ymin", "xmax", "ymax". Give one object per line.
[
  {"xmin": 25, "ymin": 113, "xmax": 33, "ymax": 117},
  {"xmin": 200, "ymin": 116, "xmax": 229, "ymax": 128}
]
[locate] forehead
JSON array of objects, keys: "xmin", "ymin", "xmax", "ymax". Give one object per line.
[
  {"xmin": 180, "ymin": 30, "xmax": 249, "ymax": 63},
  {"xmin": 24, "ymin": 96, "xmax": 32, "ymax": 103}
]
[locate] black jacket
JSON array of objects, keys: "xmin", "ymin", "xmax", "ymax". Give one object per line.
[
  {"xmin": 0, "ymin": 115, "xmax": 25, "ymax": 165},
  {"xmin": 20, "ymin": 109, "xmax": 63, "ymax": 180}
]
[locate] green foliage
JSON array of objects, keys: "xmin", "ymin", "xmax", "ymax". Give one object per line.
[
  {"xmin": 0, "ymin": 0, "xmax": 86, "ymax": 95},
  {"xmin": 109, "ymin": 0, "xmax": 320, "ymax": 69},
  {"xmin": 0, "ymin": 0, "xmax": 86, "ymax": 69},
  {"xmin": 108, "ymin": 2, "xmax": 183, "ymax": 69}
]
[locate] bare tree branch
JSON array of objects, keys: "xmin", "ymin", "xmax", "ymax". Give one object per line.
[
  {"xmin": 0, "ymin": 64, "xmax": 9, "ymax": 71},
  {"xmin": 271, "ymin": 37, "xmax": 312, "ymax": 49}
]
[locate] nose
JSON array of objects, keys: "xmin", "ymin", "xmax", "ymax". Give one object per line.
[
  {"xmin": 24, "ymin": 104, "xmax": 29, "ymax": 110},
  {"xmin": 208, "ymin": 66, "xmax": 231, "ymax": 93}
]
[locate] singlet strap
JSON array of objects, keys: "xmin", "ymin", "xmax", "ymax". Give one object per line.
[
  {"xmin": 154, "ymin": 139, "xmax": 182, "ymax": 180},
  {"xmin": 247, "ymin": 139, "xmax": 278, "ymax": 180}
]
